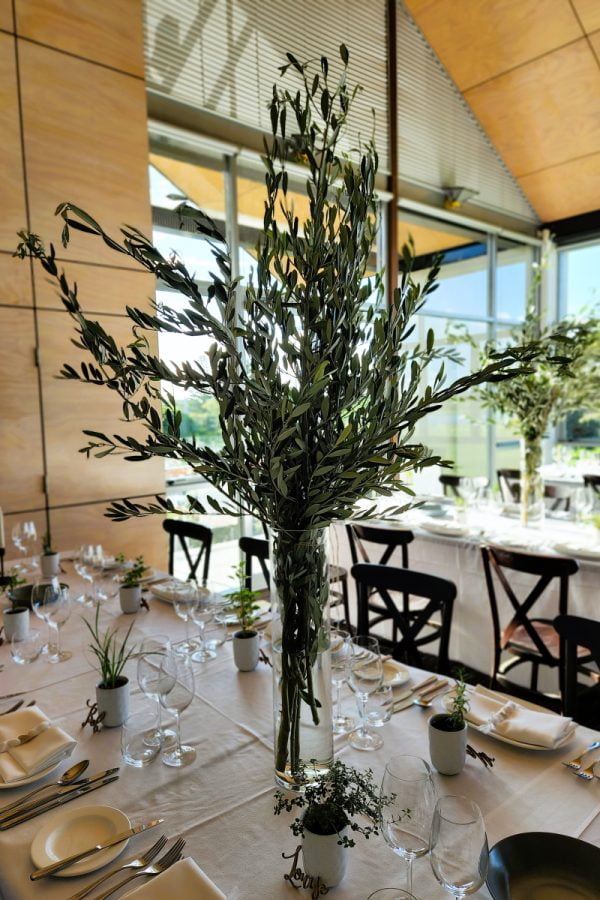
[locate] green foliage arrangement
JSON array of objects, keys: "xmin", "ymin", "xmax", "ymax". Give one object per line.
[
  {"xmin": 84, "ymin": 605, "xmax": 135, "ymax": 688},
  {"xmin": 15, "ymin": 47, "xmax": 535, "ymax": 778},
  {"xmin": 226, "ymin": 562, "xmax": 261, "ymax": 633},
  {"xmin": 41, "ymin": 532, "xmax": 54, "ymax": 555},
  {"xmin": 274, "ymin": 760, "xmax": 391, "ymax": 848},
  {"xmin": 1, "ymin": 569, "xmax": 26, "ymax": 595},
  {"xmin": 120, "ymin": 555, "xmax": 148, "ymax": 587},
  {"xmin": 448, "ymin": 668, "xmax": 469, "ymax": 729}
]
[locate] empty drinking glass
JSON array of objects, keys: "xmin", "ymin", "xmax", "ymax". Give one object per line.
[
  {"xmin": 137, "ymin": 635, "xmax": 176, "ymax": 748},
  {"xmin": 173, "ymin": 585, "xmax": 199, "ymax": 656},
  {"xmin": 11, "ymin": 630, "xmax": 43, "ymax": 665},
  {"xmin": 430, "ymin": 795, "xmax": 489, "ymax": 898},
  {"xmin": 190, "ymin": 587, "xmax": 217, "ymax": 662},
  {"xmin": 348, "ymin": 635, "xmax": 384, "ymax": 751},
  {"xmin": 121, "ymin": 702, "xmax": 161, "ymax": 768},
  {"xmin": 157, "ymin": 652, "xmax": 196, "ymax": 767},
  {"xmin": 330, "ymin": 629, "xmax": 354, "ymax": 734}
]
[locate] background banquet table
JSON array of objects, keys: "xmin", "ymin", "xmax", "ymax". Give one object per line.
[{"xmin": 0, "ymin": 561, "xmax": 599, "ymax": 899}]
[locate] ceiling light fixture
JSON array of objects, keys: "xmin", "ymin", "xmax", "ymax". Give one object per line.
[{"xmin": 443, "ymin": 186, "xmax": 479, "ymax": 210}]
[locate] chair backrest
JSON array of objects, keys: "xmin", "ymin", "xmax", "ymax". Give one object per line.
[
  {"xmin": 543, "ymin": 483, "xmax": 571, "ymax": 512},
  {"xmin": 239, "ymin": 536, "xmax": 270, "ymax": 591},
  {"xmin": 351, "ymin": 562, "xmax": 455, "ymax": 672},
  {"xmin": 554, "ymin": 614, "xmax": 600, "ymax": 718},
  {"xmin": 583, "ymin": 473, "xmax": 600, "ymax": 495},
  {"xmin": 481, "ymin": 544, "xmax": 578, "ymax": 668},
  {"xmin": 439, "ymin": 474, "xmax": 489, "ymax": 498},
  {"xmin": 162, "ymin": 518, "xmax": 212, "ymax": 585},
  {"xmin": 345, "ymin": 523, "xmax": 414, "ymax": 568},
  {"xmin": 497, "ymin": 469, "xmax": 521, "ymax": 503}
]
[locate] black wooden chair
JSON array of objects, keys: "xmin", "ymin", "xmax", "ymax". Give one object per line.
[
  {"xmin": 497, "ymin": 468, "xmax": 570, "ymax": 511},
  {"xmin": 351, "ymin": 562, "xmax": 455, "ymax": 673},
  {"xmin": 346, "ymin": 523, "xmax": 414, "ymax": 642},
  {"xmin": 554, "ymin": 614, "xmax": 600, "ymax": 728},
  {"xmin": 163, "ymin": 518, "xmax": 212, "ymax": 586},
  {"xmin": 583, "ymin": 473, "xmax": 600, "ymax": 496},
  {"xmin": 481, "ymin": 544, "xmax": 580, "ymax": 694},
  {"xmin": 439, "ymin": 474, "xmax": 489, "ymax": 498}
]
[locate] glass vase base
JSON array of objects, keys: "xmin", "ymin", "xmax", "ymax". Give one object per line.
[
  {"xmin": 175, "ymin": 640, "xmax": 199, "ymax": 656},
  {"xmin": 144, "ymin": 726, "xmax": 176, "ymax": 749},
  {"xmin": 46, "ymin": 650, "xmax": 72, "ymax": 663},
  {"xmin": 161, "ymin": 744, "xmax": 196, "ymax": 767},
  {"xmin": 274, "ymin": 756, "xmax": 333, "ymax": 793},
  {"xmin": 348, "ymin": 726, "xmax": 383, "ymax": 751},
  {"xmin": 191, "ymin": 647, "xmax": 217, "ymax": 663}
]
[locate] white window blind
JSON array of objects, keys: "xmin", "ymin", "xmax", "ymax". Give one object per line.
[
  {"xmin": 143, "ymin": 0, "xmax": 390, "ymax": 173},
  {"xmin": 397, "ymin": 4, "xmax": 538, "ymax": 226}
]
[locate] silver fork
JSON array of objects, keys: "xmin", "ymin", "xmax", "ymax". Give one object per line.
[
  {"xmin": 576, "ymin": 759, "xmax": 600, "ymax": 781},
  {"xmin": 94, "ymin": 838, "xmax": 185, "ymax": 900},
  {"xmin": 562, "ymin": 740, "xmax": 600, "ymax": 770},
  {"xmin": 66, "ymin": 835, "xmax": 168, "ymax": 900}
]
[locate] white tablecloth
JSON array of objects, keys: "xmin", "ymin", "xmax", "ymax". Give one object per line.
[{"xmin": 0, "ymin": 561, "xmax": 599, "ymax": 899}]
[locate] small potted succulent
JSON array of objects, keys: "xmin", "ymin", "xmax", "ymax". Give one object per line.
[
  {"xmin": 228, "ymin": 563, "xmax": 261, "ymax": 671},
  {"xmin": 428, "ymin": 669, "xmax": 469, "ymax": 775},
  {"xmin": 274, "ymin": 760, "xmax": 392, "ymax": 888},
  {"xmin": 40, "ymin": 532, "xmax": 60, "ymax": 577},
  {"xmin": 119, "ymin": 555, "xmax": 148, "ymax": 614},
  {"xmin": 84, "ymin": 605, "xmax": 135, "ymax": 726}
]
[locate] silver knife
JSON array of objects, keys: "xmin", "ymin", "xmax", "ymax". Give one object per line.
[
  {"xmin": 0, "ymin": 768, "xmax": 120, "ymax": 824},
  {"xmin": 393, "ymin": 680, "xmax": 448, "ymax": 713},
  {"xmin": 30, "ymin": 818, "xmax": 164, "ymax": 880},
  {"xmin": 0, "ymin": 775, "xmax": 120, "ymax": 829},
  {"xmin": 392, "ymin": 675, "xmax": 438, "ymax": 702}
]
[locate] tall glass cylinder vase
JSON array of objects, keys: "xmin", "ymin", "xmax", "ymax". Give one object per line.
[
  {"xmin": 520, "ymin": 436, "xmax": 544, "ymax": 526},
  {"xmin": 270, "ymin": 527, "xmax": 333, "ymax": 791}
]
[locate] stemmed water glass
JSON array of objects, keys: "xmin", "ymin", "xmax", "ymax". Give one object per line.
[
  {"xmin": 380, "ymin": 755, "xmax": 437, "ymax": 897},
  {"xmin": 137, "ymin": 635, "xmax": 176, "ymax": 748},
  {"xmin": 190, "ymin": 586, "xmax": 218, "ymax": 662},
  {"xmin": 573, "ymin": 486, "xmax": 595, "ymax": 523},
  {"xmin": 73, "ymin": 546, "xmax": 95, "ymax": 607},
  {"xmin": 348, "ymin": 635, "xmax": 384, "ymax": 751},
  {"xmin": 31, "ymin": 578, "xmax": 72, "ymax": 662},
  {"xmin": 330, "ymin": 629, "xmax": 354, "ymax": 734},
  {"xmin": 173, "ymin": 584, "xmax": 199, "ymax": 656},
  {"xmin": 430, "ymin": 795, "xmax": 489, "ymax": 898},
  {"xmin": 156, "ymin": 652, "xmax": 196, "ymax": 767},
  {"xmin": 11, "ymin": 521, "xmax": 38, "ymax": 573}
]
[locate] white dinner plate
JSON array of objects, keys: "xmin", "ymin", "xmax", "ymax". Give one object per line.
[
  {"xmin": 553, "ymin": 542, "xmax": 600, "ymax": 561},
  {"xmin": 382, "ymin": 659, "xmax": 410, "ymax": 687},
  {"xmin": 0, "ymin": 759, "xmax": 62, "ymax": 790},
  {"xmin": 420, "ymin": 520, "xmax": 469, "ymax": 538},
  {"xmin": 30, "ymin": 805, "xmax": 130, "ymax": 877}
]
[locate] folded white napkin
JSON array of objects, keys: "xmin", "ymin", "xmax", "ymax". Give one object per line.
[
  {"xmin": 149, "ymin": 581, "xmax": 191, "ymax": 604},
  {"xmin": 0, "ymin": 706, "xmax": 77, "ymax": 783},
  {"xmin": 420, "ymin": 519, "xmax": 468, "ymax": 537},
  {"xmin": 467, "ymin": 685, "xmax": 576, "ymax": 748},
  {"xmin": 122, "ymin": 858, "xmax": 226, "ymax": 899}
]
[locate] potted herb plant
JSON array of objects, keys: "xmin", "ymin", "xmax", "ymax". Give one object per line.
[
  {"xmin": 428, "ymin": 669, "xmax": 469, "ymax": 775},
  {"xmin": 274, "ymin": 760, "xmax": 391, "ymax": 887},
  {"xmin": 119, "ymin": 555, "xmax": 148, "ymax": 614},
  {"xmin": 16, "ymin": 47, "xmax": 535, "ymax": 788},
  {"xmin": 84, "ymin": 605, "xmax": 135, "ymax": 726},
  {"xmin": 228, "ymin": 563, "xmax": 261, "ymax": 671},
  {"xmin": 40, "ymin": 532, "xmax": 60, "ymax": 577}
]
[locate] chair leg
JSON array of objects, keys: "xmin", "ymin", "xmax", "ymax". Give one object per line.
[
  {"xmin": 530, "ymin": 662, "xmax": 539, "ymax": 693},
  {"xmin": 341, "ymin": 576, "xmax": 351, "ymax": 631}
]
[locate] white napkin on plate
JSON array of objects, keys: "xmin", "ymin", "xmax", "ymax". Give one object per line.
[
  {"xmin": 0, "ymin": 705, "xmax": 77, "ymax": 783},
  {"xmin": 420, "ymin": 519, "xmax": 468, "ymax": 537},
  {"xmin": 149, "ymin": 581, "xmax": 192, "ymax": 604},
  {"xmin": 467, "ymin": 685, "xmax": 576, "ymax": 748},
  {"xmin": 122, "ymin": 858, "xmax": 226, "ymax": 898}
]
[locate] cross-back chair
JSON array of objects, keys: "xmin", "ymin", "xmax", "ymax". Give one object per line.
[
  {"xmin": 163, "ymin": 518, "xmax": 212, "ymax": 586},
  {"xmin": 554, "ymin": 614, "xmax": 600, "ymax": 727},
  {"xmin": 351, "ymin": 562, "xmax": 455, "ymax": 673},
  {"xmin": 497, "ymin": 469, "xmax": 570, "ymax": 511},
  {"xmin": 481, "ymin": 544, "xmax": 580, "ymax": 694},
  {"xmin": 439, "ymin": 474, "xmax": 489, "ymax": 498},
  {"xmin": 583, "ymin": 473, "xmax": 600, "ymax": 496}
]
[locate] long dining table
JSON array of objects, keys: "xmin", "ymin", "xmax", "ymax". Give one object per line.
[{"xmin": 0, "ymin": 557, "xmax": 599, "ymax": 899}]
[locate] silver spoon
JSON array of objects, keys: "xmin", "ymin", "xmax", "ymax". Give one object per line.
[
  {"xmin": 413, "ymin": 681, "xmax": 449, "ymax": 708},
  {"xmin": 0, "ymin": 759, "xmax": 90, "ymax": 815}
]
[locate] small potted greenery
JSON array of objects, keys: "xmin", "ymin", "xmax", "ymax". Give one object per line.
[
  {"xmin": 274, "ymin": 760, "xmax": 392, "ymax": 887},
  {"xmin": 118, "ymin": 555, "xmax": 148, "ymax": 614},
  {"xmin": 40, "ymin": 532, "xmax": 60, "ymax": 577},
  {"xmin": 428, "ymin": 669, "xmax": 469, "ymax": 775},
  {"xmin": 84, "ymin": 605, "xmax": 135, "ymax": 726},
  {"xmin": 227, "ymin": 563, "xmax": 261, "ymax": 671}
]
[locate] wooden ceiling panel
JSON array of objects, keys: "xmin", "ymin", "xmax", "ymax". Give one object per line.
[
  {"xmin": 589, "ymin": 29, "xmax": 600, "ymax": 60},
  {"xmin": 404, "ymin": 0, "xmax": 582, "ymax": 90},
  {"xmin": 0, "ymin": 0, "xmax": 13, "ymax": 31},
  {"xmin": 519, "ymin": 152, "xmax": 600, "ymax": 221},
  {"xmin": 571, "ymin": 0, "xmax": 600, "ymax": 34},
  {"xmin": 0, "ymin": 34, "xmax": 26, "ymax": 254},
  {"xmin": 465, "ymin": 40, "xmax": 600, "ymax": 177}
]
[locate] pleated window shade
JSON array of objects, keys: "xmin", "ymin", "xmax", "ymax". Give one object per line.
[{"xmin": 143, "ymin": 0, "xmax": 390, "ymax": 173}]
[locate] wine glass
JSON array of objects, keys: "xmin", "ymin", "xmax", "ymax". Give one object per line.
[
  {"xmin": 573, "ymin": 486, "xmax": 595, "ymax": 523},
  {"xmin": 380, "ymin": 754, "xmax": 437, "ymax": 896},
  {"xmin": 348, "ymin": 635, "xmax": 384, "ymax": 750},
  {"xmin": 330, "ymin": 629, "xmax": 354, "ymax": 734},
  {"xmin": 31, "ymin": 577, "xmax": 61, "ymax": 655},
  {"xmin": 173, "ymin": 584, "xmax": 199, "ymax": 656},
  {"xmin": 11, "ymin": 521, "xmax": 38, "ymax": 573},
  {"xmin": 190, "ymin": 586, "xmax": 218, "ymax": 662},
  {"xmin": 430, "ymin": 795, "xmax": 489, "ymax": 898},
  {"xmin": 73, "ymin": 546, "xmax": 95, "ymax": 607},
  {"xmin": 156, "ymin": 652, "xmax": 196, "ymax": 767},
  {"xmin": 137, "ymin": 635, "xmax": 176, "ymax": 748},
  {"xmin": 89, "ymin": 545, "xmax": 106, "ymax": 602},
  {"xmin": 43, "ymin": 585, "xmax": 71, "ymax": 662}
]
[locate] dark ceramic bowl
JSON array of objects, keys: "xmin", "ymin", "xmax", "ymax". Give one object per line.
[{"xmin": 7, "ymin": 583, "xmax": 68, "ymax": 610}]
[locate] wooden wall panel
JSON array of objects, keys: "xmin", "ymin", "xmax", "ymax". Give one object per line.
[
  {"xmin": 50, "ymin": 500, "xmax": 166, "ymax": 569},
  {"xmin": 0, "ymin": 252, "xmax": 33, "ymax": 308},
  {"xmin": 15, "ymin": 0, "xmax": 145, "ymax": 77},
  {"xmin": 519, "ymin": 152, "xmax": 600, "ymax": 221},
  {"xmin": 0, "ymin": 33, "xmax": 26, "ymax": 253},
  {"xmin": 19, "ymin": 41, "xmax": 151, "ymax": 268},
  {"xmin": 0, "ymin": 1, "xmax": 13, "ymax": 33},
  {"xmin": 572, "ymin": 0, "xmax": 600, "ymax": 34},
  {"xmin": 38, "ymin": 308, "xmax": 164, "ymax": 508},
  {"xmin": 34, "ymin": 262, "xmax": 155, "ymax": 314},
  {"xmin": 0, "ymin": 307, "xmax": 45, "ymax": 513}
]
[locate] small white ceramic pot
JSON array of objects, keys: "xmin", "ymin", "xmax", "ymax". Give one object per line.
[
  {"xmin": 302, "ymin": 826, "xmax": 348, "ymax": 888},
  {"xmin": 96, "ymin": 677, "xmax": 129, "ymax": 727},
  {"xmin": 232, "ymin": 630, "xmax": 260, "ymax": 671},
  {"xmin": 40, "ymin": 552, "xmax": 60, "ymax": 577},
  {"xmin": 2, "ymin": 606, "xmax": 29, "ymax": 641},
  {"xmin": 119, "ymin": 584, "xmax": 141, "ymax": 614},
  {"xmin": 428, "ymin": 713, "xmax": 467, "ymax": 775}
]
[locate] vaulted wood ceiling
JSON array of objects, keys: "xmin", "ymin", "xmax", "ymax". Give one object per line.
[{"xmin": 404, "ymin": 0, "xmax": 600, "ymax": 224}]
